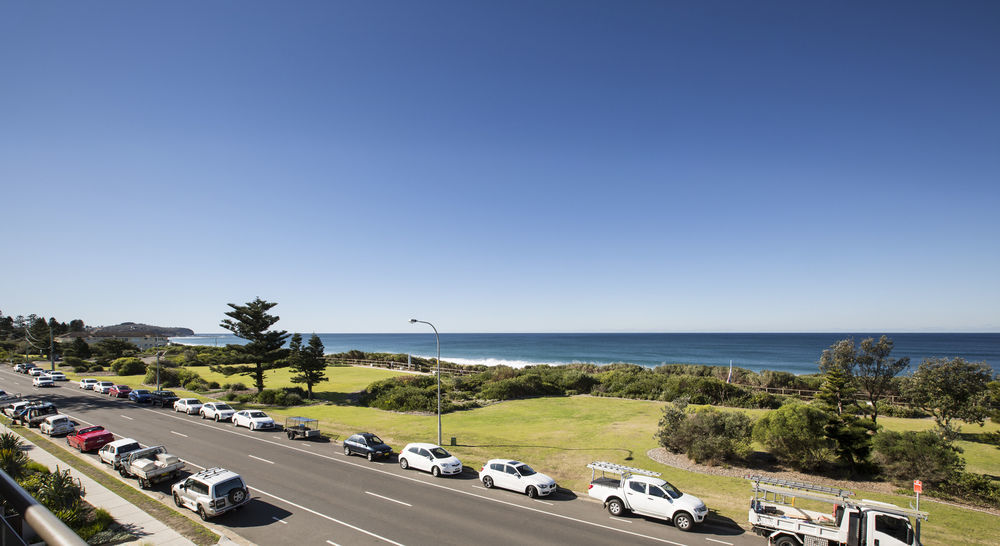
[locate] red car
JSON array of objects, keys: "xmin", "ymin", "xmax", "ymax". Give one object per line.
[
  {"xmin": 108, "ymin": 385, "xmax": 132, "ymax": 398},
  {"xmin": 66, "ymin": 425, "xmax": 115, "ymax": 452}
]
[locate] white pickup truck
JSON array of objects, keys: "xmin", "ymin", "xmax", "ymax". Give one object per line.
[
  {"xmin": 118, "ymin": 445, "xmax": 185, "ymax": 489},
  {"xmin": 587, "ymin": 461, "xmax": 708, "ymax": 531}
]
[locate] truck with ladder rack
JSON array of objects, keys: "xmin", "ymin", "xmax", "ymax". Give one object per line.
[
  {"xmin": 747, "ymin": 475, "xmax": 927, "ymax": 546},
  {"xmin": 587, "ymin": 461, "xmax": 708, "ymax": 531}
]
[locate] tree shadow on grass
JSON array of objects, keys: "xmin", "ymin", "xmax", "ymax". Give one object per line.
[{"xmin": 957, "ymin": 430, "xmax": 1000, "ymax": 446}]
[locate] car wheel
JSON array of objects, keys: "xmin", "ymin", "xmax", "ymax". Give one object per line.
[
  {"xmin": 367, "ymin": 451, "xmax": 374, "ymax": 462},
  {"xmin": 287, "ymin": 431, "xmax": 294, "ymax": 440},
  {"xmin": 215, "ymin": 415, "xmax": 220, "ymax": 422},
  {"xmin": 201, "ymin": 412, "xmax": 206, "ymax": 419},
  {"xmin": 774, "ymin": 537, "xmax": 797, "ymax": 546},
  {"xmin": 139, "ymin": 478, "xmax": 150, "ymax": 489},
  {"xmin": 118, "ymin": 467, "xmax": 129, "ymax": 478},
  {"xmin": 344, "ymin": 446, "xmax": 351, "ymax": 456},
  {"xmin": 197, "ymin": 505, "xmax": 209, "ymax": 521},
  {"xmin": 607, "ymin": 498, "xmax": 627, "ymax": 516},
  {"xmin": 431, "ymin": 466, "xmax": 441, "ymax": 477},
  {"xmin": 173, "ymin": 493, "xmax": 183, "ymax": 507},
  {"xmin": 399, "ymin": 458, "xmax": 409, "ymax": 470},
  {"xmin": 249, "ymin": 424, "xmax": 254, "ymax": 431},
  {"xmin": 483, "ymin": 476, "xmax": 494, "ymax": 489},
  {"xmin": 229, "ymin": 488, "xmax": 248, "ymax": 504},
  {"xmin": 526, "ymin": 486, "xmax": 538, "ymax": 498},
  {"xmin": 672, "ymin": 511, "xmax": 694, "ymax": 532}
]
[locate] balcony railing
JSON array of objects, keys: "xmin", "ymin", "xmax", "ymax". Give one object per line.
[{"xmin": 0, "ymin": 469, "xmax": 86, "ymax": 546}]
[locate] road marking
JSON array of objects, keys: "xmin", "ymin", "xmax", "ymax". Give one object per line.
[
  {"xmin": 249, "ymin": 486, "xmax": 405, "ymax": 546},
  {"xmin": 120, "ymin": 415, "xmax": 134, "ymax": 420},
  {"xmin": 170, "ymin": 431, "xmax": 188, "ymax": 438},
  {"xmin": 249, "ymin": 455, "xmax": 274, "ymax": 464},
  {"xmin": 533, "ymin": 498, "xmax": 553, "ymax": 505},
  {"xmin": 610, "ymin": 517, "xmax": 633, "ymax": 524},
  {"xmin": 271, "ymin": 516, "xmax": 288, "ymax": 525},
  {"xmin": 326, "ymin": 541, "xmax": 341, "ymax": 546},
  {"xmin": 705, "ymin": 539, "xmax": 732, "ymax": 545},
  {"xmin": 365, "ymin": 491, "xmax": 412, "ymax": 507}
]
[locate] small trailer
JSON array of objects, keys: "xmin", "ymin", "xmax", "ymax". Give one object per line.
[
  {"xmin": 748, "ymin": 475, "xmax": 927, "ymax": 546},
  {"xmin": 285, "ymin": 416, "xmax": 321, "ymax": 440},
  {"xmin": 118, "ymin": 445, "xmax": 185, "ymax": 489}
]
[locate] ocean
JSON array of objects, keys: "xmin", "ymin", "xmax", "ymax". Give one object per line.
[{"xmin": 168, "ymin": 332, "xmax": 1000, "ymax": 375}]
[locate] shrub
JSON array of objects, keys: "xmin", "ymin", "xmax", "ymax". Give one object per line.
[
  {"xmin": 655, "ymin": 399, "xmax": 689, "ymax": 453},
  {"xmin": 146, "ymin": 367, "xmax": 204, "ymax": 388},
  {"xmin": 661, "ymin": 407, "xmax": 753, "ymax": 465},
  {"xmin": 110, "ymin": 357, "xmax": 146, "ymax": 376},
  {"xmin": 208, "ymin": 381, "xmax": 220, "ymax": 390},
  {"xmin": 62, "ymin": 356, "xmax": 84, "ymax": 368},
  {"xmin": 183, "ymin": 380, "xmax": 209, "ymax": 392},
  {"xmin": 283, "ymin": 393, "xmax": 303, "ymax": 406},
  {"xmin": 937, "ymin": 472, "xmax": 1000, "ymax": 508},
  {"xmin": 86, "ymin": 364, "xmax": 104, "ymax": 372},
  {"xmin": 223, "ymin": 382, "xmax": 248, "ymax": 391},
  {"xmin": 72, "ymin": 364, "xmax": 90, "ymax": 373},
  {"xmin": 753, "ymin": 403, "xmax": 833, "ymax": 471},
  {"xmin": 872, "ymin": 430, "xmax": 963, "ymax": 485}
]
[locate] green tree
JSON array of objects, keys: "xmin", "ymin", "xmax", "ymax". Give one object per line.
[
  {"xmin": 66, "ymin": 336, "xmax": 92, "ymax": 359},
  {"xmin": 903, "ymin": 357, "xmax": 994, "ymax": 440},
  {"xmin": 93, "ymin": 338, "xmax": 139, "ymax": 363},
  {"xmin": 855, "ymin": 335, "xmax": 909, "ymax": 426},
  {"xmin": 290, "ymin": 334, "xmax": 327, "ymax": 400},
  {"xmin": 753, "ymin": 402, "xmax": 833, "ymax": 471},
  {"xmin": 872, "ymin": 430, "xmax": 963, "ymax": 485},
  {"xmin": 219, "ymin": 297, "xmax": 289, "ymax": 394}
]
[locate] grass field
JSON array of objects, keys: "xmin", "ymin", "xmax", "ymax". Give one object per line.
[{"xmin": 62, "ymin": 365, "xmax": 1000, "ymax": 544}]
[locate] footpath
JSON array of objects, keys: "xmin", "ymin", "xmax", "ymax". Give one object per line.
[{"xmin": 2, "ymin": 421, "xmax": 213, "ymax": 546}]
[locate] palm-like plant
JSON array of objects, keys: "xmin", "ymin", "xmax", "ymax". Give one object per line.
[{"xmin": 36, "ymin": 467, "xmax": 83, "ymax": 512}]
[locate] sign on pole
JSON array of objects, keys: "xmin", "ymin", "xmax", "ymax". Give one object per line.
[{"xmin": 913, "ymin": 480, "xmax": 922, "ymax": 493}]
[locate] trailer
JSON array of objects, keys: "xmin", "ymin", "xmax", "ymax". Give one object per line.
[
  {"xmin": 748, "ymin": 475, "xmax": 927, "ymax": 546},
  {"xmin": 285, "ymin": 416, "xmax": 321, "ymax": 440}
]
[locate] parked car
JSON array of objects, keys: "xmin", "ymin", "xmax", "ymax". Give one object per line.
[
  {"xmin": 95, "ymin": 381, "xmax": 115, "ymax": 394},
  {"xmin": 587, "ymin": 461, "xmax": 708, "ymax": 531},
  {"xmin": 173, "ymin": 398, "xmax": 203, "ymax": 415},
  {"xmin": 150, "ymin": 390, "xmax": 179, "ymax": 408},
  {"xmin": 199, "ymin": 402, "xmax": 235, "ymax": 422},
  {"xmin": 479, "ymin": 459, "xmax": 557, "ymax": 498},
  {"xmin": 79, "ymin": 378, "xmax": 99, "ymax": 390},
  {"xmin": 99, "ymin": 438, "xmax": 143, "ymax": 469},
  {"xmin": 28, "ymin": 368, "xmax": 46, "ymax": 377},
  {"xmin": 129, "ymin": 389, "xmax": 153, "ymax": 403},
  {"xmin": 39, "ymin": 415, "xmax": 76, "ymax": 436},
  {"xmin": 13, "ymin": 363, "xmax": 33, "ymax": 373},
  {"xmin": 17, "ymin": 402, "xmax": 58, "ymax": 427},
  {"xmin": 398, "ymin": 443, "xmax": 463, "ymax": 477},
  {"xmin": 119, "ymin": 445, "xmax": 185, "ymax": 489},
  {"xmin": 232, "ymin": 410, "xmax": 275, "ymax": 431},
  {"xmin": 343, "ymin": 433, "xmax": 393, "ymax": 461},
  {"xmin": 4, "ymin": 401, "xmax": 32, "ymax": 418},
  {"xmin": 47, "ymin": 371, "xmax": 67, "ymax": 381},
  {"xmin": 109, "ymin": 385, "xmax": 132, "ymax": 398},
  {"xmin": 172, "ymin": 468, "xmax": 250, "ymax": 520},
  {"xmin": 66, "ymin": 425, "xmax": 115, "ymax": 452},
  {"xmin": 32, "ymin": 375, "xmax": 55, "ymax": 388}
]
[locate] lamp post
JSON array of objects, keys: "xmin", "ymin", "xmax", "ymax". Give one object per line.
[
  {"xmin": 409, "ymin": 319, "xmax": 441, "ymax": 445},
  {"xmin": 155, "ymin": 350, "xmax": 165, "ymax": 391}
]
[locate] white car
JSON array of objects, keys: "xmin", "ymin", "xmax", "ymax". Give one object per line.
[
  {"xmin": 39, "ymin": 414, "xmax": 75, "ymax": 436},
  {"xmin": 232, "ymin": 410, "xmax": 275, "ymax": 431},
  {"xmin": 79, "ymin": 378, "xmax": 99, "ymax": 390},
  {"xmin": 33, "ymin": 375, "xmax": 55, "ymax": 388},
  {"xmin": 174, "ymin": 398, "xmax": 204, "ymax": 415},
  {"xmin": 199, "ymin": 402, "xmax": 235, "ymax": 422},
  {"xmin": 47, "ymin": 371, "xmax": 67, "ymax": 381},
  {"xmin": 398, "ymin": 443, "xmax": 463, "ymax": 477},
  {"xmin": 28, "ymin": 368, "xmax": 46, "ymax": 377},
  {"xmin": 479, "ymin": 459, "xmax": 557, "ymax": 498},
  {"xmin": 99, "ymin": 438, "xmax": 142, "ymax": 468},
  {"xmin": 95, "ymin": 381, "xmax": 115, "ymax": 394},
  {"xmin": 4, "ymin": 401, "xmax": 32, "ymax": 418}
]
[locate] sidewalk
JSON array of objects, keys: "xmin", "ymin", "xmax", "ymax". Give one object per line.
[{"xmin": 2, "ymin": 422, "xmax": 194, "ymax": 546}]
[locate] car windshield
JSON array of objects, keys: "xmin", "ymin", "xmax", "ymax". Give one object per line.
[
  {"xmin": 116, "ymin": 385, "xmax": 129, "ymax": 389},
  {"xmin": 135, "ymin": 390, "xmax": 149, "ymax": 394},
  {"xmin": 183, "ymin": 399, "xmax": 199, "ymax": 404},
  {"xmin": 214, "ymin": 477, "xmax": 245, "ymax": 498},
  {"xmin": 120, "ymin": 443, "xmax": 141, "ymax": 454},
  {"xmin": 158, "ymin": 391, "xmax": 175, "ymax": 396},
  {"xmin": 368, "ymin": 435, "xmax": 383, "ymax": 444},
  {"xmin": 660, "ymin": 481, "xmax": 682, "ymax": 499},
  {"xmin": 216, "ymin": 404, "xmax": 233, "ymax": 410},
  {"xmin": 249, "ymin": 411, "xmax": 267, "ymax": 418},
  {"xmin": 514, "ymin": 464, "xmax": 536, "ymax": 476},
  {"xmin": 429, "ymin": 447, "xmax": 451, "ymax": 459},
  {"xmin": 78, "ymin": 426, "xmax": 104, "ymax": 434}
]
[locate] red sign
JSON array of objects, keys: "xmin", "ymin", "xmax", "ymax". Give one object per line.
[{"xmin": 914, "ymin": 480, "xmax": 923, "ymax": 493}]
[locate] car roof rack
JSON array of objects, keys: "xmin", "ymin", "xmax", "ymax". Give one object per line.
[
  {"xmin": 587, "ymin": 461, "xmax": 661, "ymax": 478},
  {"xmin": 748, "ymin": 475, "xmax": 854, "ymax": 498},
  {"xmin": 195, "ymin": 467, "xmax": 232, "ymax": 479}
]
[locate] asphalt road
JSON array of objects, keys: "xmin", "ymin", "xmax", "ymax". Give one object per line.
[{"xmin": 3, "ymin": 367, "xmax": 761, "ymax": 546}]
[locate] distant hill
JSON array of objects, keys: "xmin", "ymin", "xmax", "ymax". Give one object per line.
[{"xmin": 91, "ymin": 322, "xmax": 194, "ymax": 337}]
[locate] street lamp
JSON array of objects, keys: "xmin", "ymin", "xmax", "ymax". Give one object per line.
[
  {"xmin": 409, "ymin": 318, "xmax": 441, "ymax": 445},
  {"xmin": 155, "ymin": 351, "xmax": 165, "ymax": 391}
]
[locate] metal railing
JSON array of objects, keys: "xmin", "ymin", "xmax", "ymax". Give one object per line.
[{"xmin": 0, "ymin": 469, "xmax": 86, "ymax": 546}]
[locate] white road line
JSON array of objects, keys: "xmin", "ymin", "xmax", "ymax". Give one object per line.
[
  {"xmin": 120, "ymin": 415, "xmax": 134, "ymax": 420},
  {"xmin": 533, "ymin": 498, "xmax": 554, "ymax": 505},
  {"xmin": 705, "ymin": 539, "xmax": 732, "ymax": 546},
  {"xmin": 249, "ymin": 486, "xmax": 405, "ymax": 546},
  {"xmin": 610, "ymin": 517, "xmax": 633, "ymax": 524},
  {"xmin": 249, "ymin": 455, "xmax": 274, "ymax": 464},
  {"xmin": 170, "ymin": 431, "xmax": 188, "ymax": 438},
  {"xmin": 364, "ymin": 491, "xmax": 412, "ymax": 507},
  {"xmin": 326, "ymin": 541, "xmax": 341, "ymax": 546},
  {"xmin": 271, "ymin": 516, "xmax": 288, "ymax": 525}
]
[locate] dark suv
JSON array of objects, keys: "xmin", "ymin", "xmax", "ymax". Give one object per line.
[
  {"xmin": 150, "ymin": 390, "xmax": 179, "ymax": 408},
  {"xmin": 343, "ymin": 432, "xmax": 393, "ymax": 461}
]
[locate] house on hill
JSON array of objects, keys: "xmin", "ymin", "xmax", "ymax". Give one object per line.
[{"xmin": 55, "ymin": 322, "xmax": 191, "ymax": 350}]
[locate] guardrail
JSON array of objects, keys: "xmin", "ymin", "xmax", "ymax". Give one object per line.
[{"xmin": 0, "ymin": 469, "xmax": 86, "ymax": 546}]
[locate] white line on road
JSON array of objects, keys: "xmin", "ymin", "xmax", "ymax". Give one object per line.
[
  {"xmin": 271, "ymin": 516, "xmax": 288, "ymax": 525},
  {"xmin": 705, "ymin": 540, "xmax": 732, "ymax": 546},
  {"xmin": 610, "ymin": 517, "xmax": 633, "ymax": 524},
  {"xmin": 249, "ymin": 486, "xmax": 405, "ymax": 546},
  {"xmin": 170, "ymin": 431, "xmax": 188, "ymax": 438},
  {"xmin": 365, "ymin": 491, "xmax": 412, "ymax": 507},
  {"xmin": 249, "ymin": 455, "xmax": 274, "ymax": 464},
  {"xmin": 120, "ymin": 415, "xmax": 134, "ymax": 420},
  {"xmin": 533, "ymin": 498, "xmax": 554, "ymax": 506},
  {"xmin": 326, "ymin": 541, "xmax": 341, "ymax": 546}
]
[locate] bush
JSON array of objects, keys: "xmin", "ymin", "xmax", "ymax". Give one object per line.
[
  {"xmin": 62, "ymin": 356, "xmax": 84, "ymax": 368},
  {"xmin": 110, "ymin": 357, "xmax": 146, "ymax": 376},
  {"xmin": 875, "ymin": 401, "xmax": 929, "ymax": 419},
  {"xmin": 937, "ymin": 472, "xmax": 1000, "ymax": 508},
  {"xmin": 146, "ymin": 367, "xmax": 204, "ymax": 388},
  {"xmin": 660, "ymin": 407, "xmax": 753, "ymax": 465},
  {"xmin": 184, "ymin": 380, "xmax": 209, "ymax": 392},
  {"xmin": 87, "ymin": 364, "xmax": 104, "ymax": 372},
  {"xmin": 872, "ymin": 430, "xmax": 963, "ymax": 485},
  {"xmin": 753, "ymin": 403, "xmax": 833, "ymax": 471},
  {"xmin": 257, "ymin": 389, "xmax": 283, "ymax": 405},
  {"xmin": 223, "ymin": 382, "xmax": 248, "ymax": 391},
  {"xmin": 283, "ymin": 393, "xmax": 303, "ymax": 406},
  {"xmin": 208, "ymin": 381, "xmax": 220, "ymax": 390}
]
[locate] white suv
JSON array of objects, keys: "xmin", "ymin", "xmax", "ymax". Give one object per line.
[
  {"xmin": 199, "ymin": 402, "xmax": 235, "ymax": 422},
  {"xmin": 172, "ymin": 468, "xmax": 250, "ymax": 520},
  {"xmin": 399, "ymin": 443, "xmax": 463, "ymax": 477}
]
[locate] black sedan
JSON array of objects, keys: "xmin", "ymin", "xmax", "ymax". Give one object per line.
[{"xmin": 343, "ymin": 432, "xmax": 393, "ymax": 461}]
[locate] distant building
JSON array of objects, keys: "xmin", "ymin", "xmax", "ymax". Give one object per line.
[{"xmin": 56, "ymin": 331, "xmax": 169, "ymax": 351}]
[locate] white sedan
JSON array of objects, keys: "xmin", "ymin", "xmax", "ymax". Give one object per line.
[
  {"xmin": 33, "ymin": 375, "xmax": 55, "ymax": 388},
  {"xmin": 199, "ymin": 402, "xmax": 235, "ymax": 422},
  {"xmin": 28, "ymin": 368, "xmax": 46, "ymax": 377},
  {"xmin": 479, "ymin": 459, "xmax": 557, "ymax": 498},
  {"xmin": 47, "ymin": 371, "xmax": 67, "ymax": 381},
  {"xmin": 79, "ymin": 378, "xmax": 98, "ymax": 390},
  {"xmin": 173, "ymin": 398, "xmax": 203, "ymax": 415},
  {"xmin": 399, "ymin": 443, "xmax": 463, "ymax": 477},
  {"xmin": 232, "ymin": 410, "xmax": 275, "ymax": 431},
  {"xmin": 39, "ymin": 415, "xmax": 76, "ymax": 436}
]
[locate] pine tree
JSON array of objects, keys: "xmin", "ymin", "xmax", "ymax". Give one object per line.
[
  {"xmin": 219, "ymin": 298, "xmax": 289, "ymax": 394},
  {"xmin": 290, "ymin": 334, "xmax": 327, "ymax": 400}
]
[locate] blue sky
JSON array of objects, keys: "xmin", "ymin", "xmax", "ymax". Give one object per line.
[{"xmin": 2, "ymin": 1, "xmax": 998, "ymax": 333}]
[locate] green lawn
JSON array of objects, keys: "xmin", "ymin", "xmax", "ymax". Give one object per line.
[{"xmin": 62, "ymin": 365, "xmax": 1000, "ymax": 544}]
